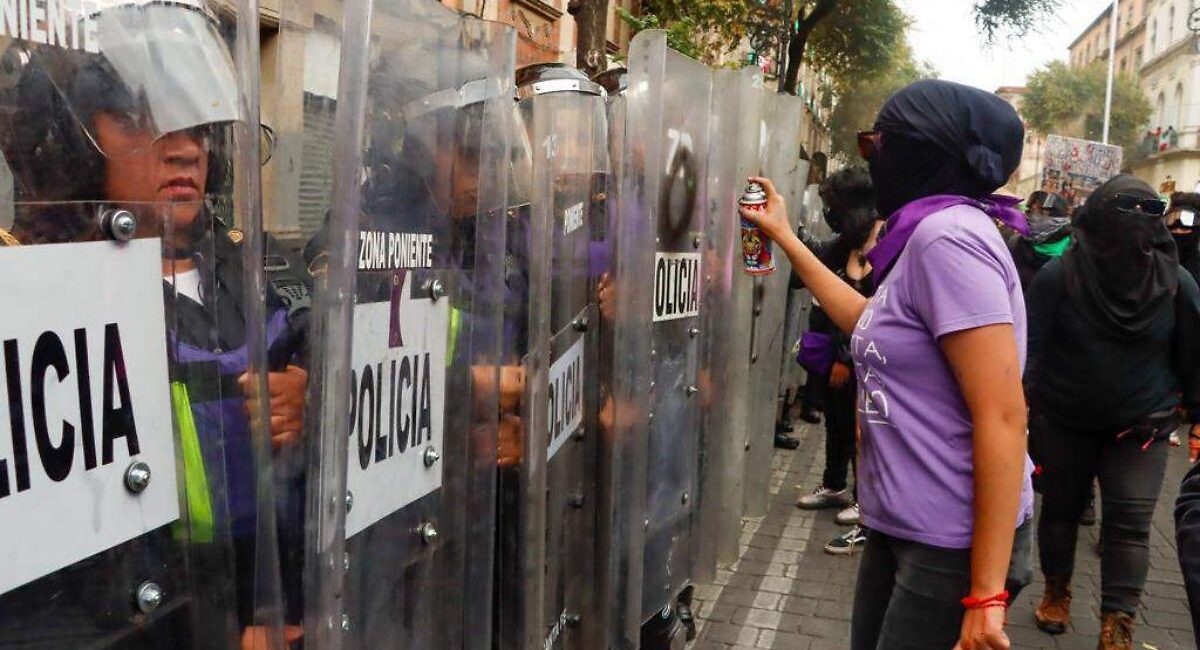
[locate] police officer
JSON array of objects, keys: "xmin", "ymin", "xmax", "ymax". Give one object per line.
[{"xmin": 0, "ymin": 0, "xmax": 306, "ymax": 646}]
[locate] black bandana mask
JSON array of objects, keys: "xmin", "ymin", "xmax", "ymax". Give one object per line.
[{"xmin": 1063, "ymin": 174, "xmax": 1178, "ymax": 338}]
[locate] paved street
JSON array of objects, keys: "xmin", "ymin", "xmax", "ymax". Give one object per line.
[{"xmin": 689, "ymin": 423, "xmax": 1195, "ymax": 650}]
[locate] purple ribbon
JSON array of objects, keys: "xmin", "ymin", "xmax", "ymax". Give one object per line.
[{"xmin": 865, "ymin": 194, "xmax": 1028, "ymax": 284}]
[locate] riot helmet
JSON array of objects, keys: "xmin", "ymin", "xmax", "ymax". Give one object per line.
[
  {"xmin": 515, "ymin": 63, "xmax": 606, "ymax": 207},
  {"xmin": 0, "ymin": 0, "xmax": 266, "ymax": 244},
  {"xmin": 592, "ymin": 66, "xmax": 628, "ymax": 97}
]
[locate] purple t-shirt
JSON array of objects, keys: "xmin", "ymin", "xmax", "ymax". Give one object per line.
[{"xmin": 853, "ymin": 205, "xmax": 1035, "ymax": 549}]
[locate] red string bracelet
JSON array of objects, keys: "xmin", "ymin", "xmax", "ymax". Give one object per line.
[{"xmin": 961, "ymin": 591, "xmax": 1009, "ymax": 610}]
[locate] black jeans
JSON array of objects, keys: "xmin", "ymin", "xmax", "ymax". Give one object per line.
[
  {"xmin": 802, "ymin": 371, "xmax": 827, "ymax": 414},
  {"xmin": 1031, "ymin": 411, "xmax": 1171, "ymax": 615},
  {"xmin": 850, "ymin": 521, "xmax": 1034, "ymax": 650},
  {"xmin": 822, "ymin": 381, "xmax": 856, "ymax": 494}
]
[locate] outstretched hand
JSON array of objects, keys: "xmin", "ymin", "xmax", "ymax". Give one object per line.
[{"xmin": 739, "ymin": 176, "xmax": 794, "ymax": 244}]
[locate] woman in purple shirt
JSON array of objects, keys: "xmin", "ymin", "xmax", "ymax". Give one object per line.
[{"xmin": 743, "ymin": 80, "xmax": 1034, "ymax": 649}]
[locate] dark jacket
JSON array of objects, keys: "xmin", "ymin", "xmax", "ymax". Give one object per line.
[
  {"xmin": 1025, "ymin": 257, "xmax": 1200, "ymax": 432},
  {"xmin": 792, "ymin": 230, "xmax": 874, "ymax": 369}
]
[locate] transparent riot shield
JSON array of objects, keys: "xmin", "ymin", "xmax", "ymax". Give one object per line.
[
  {"xmin": 609, "ymin": 31, "xmax": 713, "ymax": 644},
  {"xmin": 257, "ymin": 0, "xmax": 345, "ymax": 645},
  {"xmin": 0, "ymin": 0, "xmax": 290, "ymax": 647},
  {"xmin": 592, "ymin": 65, "xmax": 648, "ymax": 650},
  {"xmin": 296, "ymin": 0, "xmax": 514, "ymax": 648},
  {"xmin": 775, "ymin": 156, "xmax": 813, "ymax": 449},
  {"xmin": 493, "ymin": 63, "xmax": 607, "ymax": 650},
  {"xmin": 742, "ymin": 93, "xmax": 805, "ymax": 519},
  {"xmin": 699, "ymin": 66, "xmax": 765, "ymax": 569}
]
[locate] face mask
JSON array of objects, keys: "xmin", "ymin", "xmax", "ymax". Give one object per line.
[{"xmin": 1032, "ymin": 236, "xmax": 1070, "ymax": 258}]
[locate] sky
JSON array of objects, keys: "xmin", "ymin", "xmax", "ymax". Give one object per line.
[{"xmin": 895, "ymin": 0, "xmax": 1119, "ymax": 91}]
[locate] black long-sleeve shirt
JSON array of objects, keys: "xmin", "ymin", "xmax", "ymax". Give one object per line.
[
  {"xmin": 1025, "ymin": 257, "xmax": 1200, "ymax": 431},
  {"xmin": 790, "ymin": 228, "xmax": 874, "ymax": 365}
]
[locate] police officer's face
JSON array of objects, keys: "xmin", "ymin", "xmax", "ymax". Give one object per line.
[{"xmin": 93, "ymin": 112, "xmax": 209, "ymax": 236}]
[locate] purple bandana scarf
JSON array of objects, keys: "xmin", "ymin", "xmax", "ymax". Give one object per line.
[{"xmin": 866, "ymin": 193, "xmax": 1028, "ymax": 283}]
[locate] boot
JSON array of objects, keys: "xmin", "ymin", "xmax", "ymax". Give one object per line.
[
  {"xmin": 1034, "ymin": 575, "xmax": 1072, "ymax": 634},
  {"xmin": 1098, "ymin": 611, "xmax": 1134, "ymax": 650}
]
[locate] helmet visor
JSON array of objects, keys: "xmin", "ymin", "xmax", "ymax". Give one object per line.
[{"xmin": 71, "ymin": 1, "xmax": 241, "ymax": 158}]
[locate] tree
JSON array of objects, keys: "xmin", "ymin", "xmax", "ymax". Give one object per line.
[
  {"xmin": 612, "ymin": 0, "xmax": 1059, "ymax": 96},
  {"xmin": 569, "ymin": 0, "xmax": 610, "ymax": 78},
  {"xmin": 772, "ymin": 0, "xmax": 1058, "ymax": 93},
  {"xmin": 1021, "ymin": 60, "xmax": 1152, "ymax": 151},
  {"xmin": 617, "ymin": 0, "xmax": 762, "ymax": 66},
  {"xmin": 827, "ymin": 42, "xmax": 934, "ymax": 158}
]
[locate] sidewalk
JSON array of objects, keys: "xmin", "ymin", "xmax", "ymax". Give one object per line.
[{"xmin": 689, "ymin": 422, "xmax": 1195, "ymax": 650}]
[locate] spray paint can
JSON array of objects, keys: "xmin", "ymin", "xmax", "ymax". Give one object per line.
[{"xmin": 738, "ymin": 181, "xmax": 775, "ymax": 275}]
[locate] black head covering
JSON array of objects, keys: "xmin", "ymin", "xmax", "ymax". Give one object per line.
[
  {"xmin": 1063, "ymin": 174, "xmax": 1178, "ymax": 338},
  {"xmin": 870, "ymin": 79, "xmax": 1024, "ymax": 217}
]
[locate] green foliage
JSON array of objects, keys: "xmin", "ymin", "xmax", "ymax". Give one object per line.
[
  {"xmin": 973, "ymin": 0, "xmax": 1062, "ymax": 39},
  {"xmin": 806, "ymin": 0, "xmax": 909, "ymax": 93},
  {"xmin": 617, "ymin": 1, "xmax": 757, "ymax": 65},
  {"xmin": 828, "ymin": 42, "xmax": 934, "ymax": 158},
  {"xmin": 1022, "ymin": 60, "xmax": 1152, "ymax": 150},
  {"xmin": 617, "ymin": 8, "xmax": 705, "ymax": 60}
]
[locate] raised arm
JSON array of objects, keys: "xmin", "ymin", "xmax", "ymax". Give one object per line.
[{"xmin": 741, "ymin": 176, "xmax": 868, "ymax": 333}]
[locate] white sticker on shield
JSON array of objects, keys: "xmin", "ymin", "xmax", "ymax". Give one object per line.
[
  {"xmin": 652, "ymin": 251, "xmax": 702, "ymax": 322},
  {"xmin": 0, "ymin": 239, "xmax": 178, "ymax": 596},
  {"xmin": 546, "ymin": 335, "xmax": 584, "ymax": 461},
  {"xmin": 345, "ymin": 271, "xmax": 448, "ymax": 538}
]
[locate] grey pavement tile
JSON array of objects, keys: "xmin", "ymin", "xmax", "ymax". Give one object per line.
[{"xmin": 691, "ymin": 424, "xmax": 1197, "ymax": 650}]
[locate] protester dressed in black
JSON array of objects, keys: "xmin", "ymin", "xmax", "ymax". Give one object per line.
[
  {"xmin": 1008, "ymin": 191, "xmax": 1071, "ymax": 293},
  {"xmin": 793, "ymin": 168, "xmax": 878, "ymax": 538},
  {"xmin": 1026, "ymin": 175, "xmax": 1200, "ymax": 649}
]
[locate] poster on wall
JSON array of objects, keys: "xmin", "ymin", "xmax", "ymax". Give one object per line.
[{"xmin": 1039, "ymin": 135, "xmax": 1123, "ymax": 208}]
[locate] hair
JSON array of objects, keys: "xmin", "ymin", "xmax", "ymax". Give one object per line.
[
  {"xmin": 819, "ymin": 166, "xmax": 875, "ymax": 213},
  {"xmin": 819, "ymin": 166, "xmax": 878, "ymax": 250}
]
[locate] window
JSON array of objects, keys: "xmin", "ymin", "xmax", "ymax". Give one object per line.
[
  {"xmin": 1151, "ymin": 19, "xmax": 1157, "ymax": 53},
  {"xmin": 1169, "ymin": 6, "xmax": 1176, "ymax": 44},
  {"xmin": 1137, "ymin": 46, "xmax": 1144, "ymax": 65},
  {"xmin": 1158, "ymin": 91, "xmax": 1168, "ymax": 127},
  {"xmin": 1120, "ymin": 56, "xmax": 1127, "ymax": 73},
  {"xmin": 1175, "ymin": 83, "xmax": 1186, "ymax": 127}
]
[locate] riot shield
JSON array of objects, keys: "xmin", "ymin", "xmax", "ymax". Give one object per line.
[
  {"xmin": 493, "ymin": 63, "xmax": 607, "ymax": 650},
  {"xmin": 774, "ymin": 158, "xmax": 814, "ymax": 451},
  {"xmin": 742, "ymin": 93, "xmax": 805, "ymax": 518},
  {"xmin": 296, "ymin": 0, "xmax": 514, "ymax": 648},
  {"xmin": 608, "ymin": 31, "xmax": 713, "ymax": 644},
  {"xmin": 258, "ymin": 0, "xmax": 345, "ymax": 645},
  {"xmin": 699, "ymin": 66, "xmax": 765, "ymax": 569},
  {"xmin": 0, "ymin": 0, "xmax": 290, "ymax": 647},
  {"xmin": 591, "ymin": 65, "xmax": 649, "ymax": 650}
]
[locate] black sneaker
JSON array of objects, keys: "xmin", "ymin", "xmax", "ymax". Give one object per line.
[
  {"xmin": 799, "ymin": 408, "xmax": 822, "ymax": 424},
  {"xmin": 824, "ymin": 525, "xmax": 867, "ymax": 555},
  {"xmin": 774, "ymin": 432, "xmax": 800, "ymax": 450}
]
